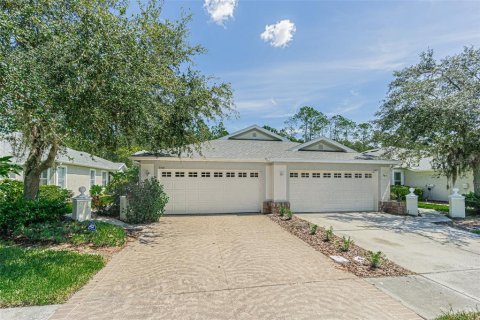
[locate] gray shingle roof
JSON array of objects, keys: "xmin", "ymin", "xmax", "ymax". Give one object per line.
[
  {"xmin": 363, "ymin": 148, "xmax": 434, "ymax": 171},
  {"xmin": 1, "ymin": 139, "xmax": 125, "ymax": 171},
  {"xmin": 133, "ymin": 139, "xmax": 397, "ymax": 164}
]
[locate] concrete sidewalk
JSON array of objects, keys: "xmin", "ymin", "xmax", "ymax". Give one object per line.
[
  {"xmin": 297, "ymin": 212, "xmax": 480, "ymax": 319},
  {"xmin": 47, "ymin": 215, "xmax": 419, "ymax": 320}
]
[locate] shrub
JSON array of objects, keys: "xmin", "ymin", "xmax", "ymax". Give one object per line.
[
  {"xmin": 465, "ymin": 192, "xmax": 480, "ymax": 213},
  {"xmin": 89, "ymin": 185, "xmax": 113, "ymax": 212},
  {"xmin": 126, "ymin": 177, "xmax": 168, "ymax": 224},
  {"xmin": 367, "ymin": 251, "xmax": 384, "ymax": 268},
  {"xmin": 39, "ymin": 185, "xmax": 72, "ymax": 203},
  {"xmin": 285, "ymin": 208, "xmax": 293, "ymax": 220},
  {"xmin": 103, "ymin": 167, "xmax": 139, "ymax": 217},
  {"xmin": 325, "ymin": 226, "xmax": 333, "ymax": 241},
  {"xmin": 309, "ymin": 223, "xmax": 318, "ymax": 235},
  {"xmin": 0, "ymin": 179, "xmax": 23, "ymax": 202},
  {"xmin": 278, "ymin": 206, "xmax": 287, "ymax": 217},
  {"xmin": 390, "ymin": 185, "xmax": 423, "ymax": 201},
  {"xmin": 341, "ymin": 236, "xmax": 354, "ymax": 252}
]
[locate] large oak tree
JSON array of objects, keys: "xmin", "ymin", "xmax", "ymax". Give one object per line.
[
  {"xmin": 375, "ymin": 47, "xmax": 480, "ymax": 195},
  {"xmin": 0, "ymin": 0, "xmax": 234, "ymax": 199}
]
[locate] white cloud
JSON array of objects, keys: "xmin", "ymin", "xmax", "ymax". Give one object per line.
[
  {"xmin": 260, "ymin": 19, "xmax": 296, "ymax": 48},
  {"xmin": 204, "ymin": 0, "xmax": 237, "ymax": 25}
]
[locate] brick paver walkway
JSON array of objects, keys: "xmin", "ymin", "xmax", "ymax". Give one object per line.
[{"xmin": 49, "ymin": 215, "xmax": 420, "ymax": 320}]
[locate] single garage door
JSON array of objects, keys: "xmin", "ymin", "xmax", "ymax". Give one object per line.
[
  {"xmin": 159, "ymin": 169, "xmax": 262, "ymax": 214},
  {"xmin": 289, "ymin": 171, "xmax": 375, "ymax": 212}
]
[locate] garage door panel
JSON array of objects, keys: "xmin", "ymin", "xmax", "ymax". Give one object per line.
[{"xmin": 289, "ymin": 171, "xmax": 375, "ymax": 212}]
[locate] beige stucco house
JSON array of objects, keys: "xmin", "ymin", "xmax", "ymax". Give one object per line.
[
  {"xmin": 131, "ymin": 125, "xmax": 398, "ymax": 215},
  {"xmin": 1, "ymin": 139, "xmax": 126, "ymax": 195},
  {"xmin": 364, "ymin": 148, "xmax": 474, "ymax": 202}
]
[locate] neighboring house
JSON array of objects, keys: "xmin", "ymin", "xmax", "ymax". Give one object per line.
[
  {"xmin": 131, "ymin": 125, "xmax": 398, "ymax": 215},
  {"xmin": 0, "ymin": 139, "xmax": 126, "ymax": 195},
  {"xmin": 364, "ymin": 148, "xmax": 474, "ymax": 202}
]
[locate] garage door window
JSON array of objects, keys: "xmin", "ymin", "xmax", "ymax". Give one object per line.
[
  {"xmin": 365, "ymin": 173, "xmax": 372, "ymax": 178},
  {"xmin": 162, "ymin": 172, "xmax": 172, "ymax": 178},
  {"xmin": 334, "ymin": 173, "xmax": 341, "ymax": 178},
  {"xmin": 188, "ymin": 172, "xmax": 198, "ymax": 177},
  {"xmin": 250, "ymin": 172, "xmax": 259, "ymax": 178},
  {"xmin": 355, "ymin": 173, "xmax": 362, "ymax": 178},
  {"xmin": 290, "ymin": 172, "xmax": 298, "ymax": 178},
  {"xmin": 175, "ymin": 172, "xmax": 185, "ymax": 177},
  {"xmin": 226, "ymin": 172, "xmax": 235, "ymax": 178},
  {"xmin": 323, "ymin": 173, "xmax": 331, "ymax": 178},
  {"xmin": 344, "ymin": 173, "xmax": 352, "ymax": 178},
  {"xmin": 312, "ymin": 173, "xmax": 321, "ymax": 178},
  {"xmin": 301, "ymin": 172, "xmax": 309, "ymax": 178},
  {"xmin": 201, "ymin": 172, "xmax": 210, "ymax": 177},
  {"xmin": 214, "ymin": 172, "xmax": 223, "ymax": 177},
  {"xmin": 238, "ymin": 172, "xmax": 247, "ymax": 178}
]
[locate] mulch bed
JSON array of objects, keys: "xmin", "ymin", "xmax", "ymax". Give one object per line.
[{"xmin": 267, "ymin": 213, "xmax": 414, "ymax": 278}]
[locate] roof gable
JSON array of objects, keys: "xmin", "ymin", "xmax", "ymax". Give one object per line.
[
  {"xmin": 291, "ymin": 137, "xmax": 356, "ymax": 153},
  {"xmin": 220, "ymin": 125, "xmax": 288, "ymax": 141}
]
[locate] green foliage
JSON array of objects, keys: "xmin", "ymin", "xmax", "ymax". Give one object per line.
[
  {"xmin": 0, "ymin": 156, "xmax": 21, "ymax": 178},
  {"xmin": 90, "ymin": 185, "xmax": 103, "ymax": 197},
  {"xmin": 375, "ymin": 47, "xmax": 480, "ymax": 194},
  {"xmin": 341, "ymin": 236, "xmax": 354, "ymax": 252},
  {"xmin": 367, "ymin": 251, "xmax": 384, "ymax": 268},
  {"xmin": 435, "ymin": 310, "xmax": 480, "ymax": 320},
  {"xmin": 0, "ymin": 179, "xmax": 24, "ymax": 201},
  {"xmin": 309, "ymin": 223, "xmax": 318, "ymax": 235},
  {"xmin": 0, "ymin": 242, "xmax": 104, "ymax": 307},
  {"xmin": 418, "ymin": 202, "xmax": 450, "ymax": 213},
  {"xmin": 325, "ymin": 226, "xmax": 334, "ymax": 242},
  {"xmin": 390, "ymin": 185, "xmax": 423, "ymax": 201},
  {"xmin": 285, "ymin": 208, "xmax": 293, "ymax": 220},
  {"xmin": 278, "ymin": 206, "xmax": 287, "ymax": 217},
  {"xmin": 38, "ymin": 185, "xmax": 72, "ymax": 203},
  {"xmin": 126, "ymin": 177, "xmax": 168, "ymax": 224},
  {"xmin": 12, "ymin": 220, "xmax": 126, "ymax": 247},
  {"xmin": 103, "ymin": 167, "xmax": 139, "ymax": 217},
  {"xmin": 0, "ymin": 0, "xmax": 233, "ymax": 199},
  {"xmin": 465, "ymin": 192, "xmax": 480, "ymax": 213},
  {"xmin": 285, "ymin": 106, "xmax": 330, "ymax": 142}
]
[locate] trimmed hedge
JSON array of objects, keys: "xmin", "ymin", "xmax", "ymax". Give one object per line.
[{"xmin": 390, "ymin": 185, "xmax": 424, "ymax": 201}]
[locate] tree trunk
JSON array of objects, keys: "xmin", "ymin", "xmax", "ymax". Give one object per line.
[
  {"xmin": 23, "ymin": 137, "xmax": 59, "ymax": 200},
  {"xmin": 473, "ymin": 159, "xmax": 480, "ymax": 196}
]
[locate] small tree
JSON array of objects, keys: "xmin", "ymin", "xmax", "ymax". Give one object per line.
[{"xmin": 375, "ymin": 47, "xmax": 480, "ymax": 195}]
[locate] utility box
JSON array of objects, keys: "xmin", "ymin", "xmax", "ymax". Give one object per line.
[
  {"xmin": 406, "ymin": 188, "xmax": 418, "ymax": 216},
  {"xmin": 449, "ymin": 188, "xmax": 465, "ymax": 219},
  {"xmin": 72, "ymin": 186, "xmax": 92, "ymax": 222}
]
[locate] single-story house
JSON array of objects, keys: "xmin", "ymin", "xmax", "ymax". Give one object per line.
[
  {"xmin": 363, "ymin": 148, "xmax": 474, "ymax": 202},
  {"xmin": 131, "ymin": 125, "xmax": 398, "ymax": 215},
  {"xmin": 0, "ymin": 139, "xmax": 126, "ymax": 195}
]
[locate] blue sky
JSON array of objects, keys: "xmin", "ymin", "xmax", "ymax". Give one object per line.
[{"xmin": 131, "ymin": 0, "xmax": 480, "ymax": 132}]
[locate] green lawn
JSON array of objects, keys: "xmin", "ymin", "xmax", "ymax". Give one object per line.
[
  {"xmin": 0, "ymin": 242, "xmax": 105, "ymax": 307},
  {"xmin": 418, "ymin": 201, "xmax": 450, "ymax": 212},
  {"xmin": 435, "ymin": 310, "xmax": 480, "ymax": 320}
]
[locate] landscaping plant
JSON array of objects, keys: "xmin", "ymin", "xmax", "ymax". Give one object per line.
[
  {"xmin": 285, "ymin": 209, "xmax": 293, "ymax": 220},
  {"xmin": 367, "ymin": 251, "xmax": 384, "ymax": 268},
  {"xmin": 309, "ymin": 223, "xmax": 318, "ymax": 235},
  {"xmin": 125, "ymin": 177, "xmax": 168, "ymax": 224},
  {"xmin": 324, "ymin": 226, "xmax": 334, "ymax": 241},
  {"xmin": 341, "ymin": 236, "xmax": 354, "ymax": 252},
  {"xmin": 278, "ymin": 206, "xmax": 287, "ymax": 217}
]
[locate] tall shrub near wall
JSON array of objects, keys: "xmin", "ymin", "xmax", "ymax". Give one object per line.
[{"xmin": 126, "ymin": 177, "xmax": 168, "ymax": 224}]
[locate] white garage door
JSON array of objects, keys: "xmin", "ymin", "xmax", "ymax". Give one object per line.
[
  {"xmin": 289, "ymin": 171, "xmax": 375, "ymax": 212},
  {"xmin": 159, "ymin": 170, "xmax": 262, "ymax": 214}
]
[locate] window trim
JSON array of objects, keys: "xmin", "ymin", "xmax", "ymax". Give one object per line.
[
  {"xmin": 90, "ymin": 169, "xmax": 96, "ymax": 187},
  {"xmin": 393, "ymin": 171, "xmax": 403, "ymax": 185},
  {"xmin": 40, "ymin": 168, "xmax": 51, "ymax": 186},
  {"xmin": 56, "ymin": 166, "xmax": 67, "ymax": 189},
  {"xmin": 101, "ymin": 170, "xmax": 109, "ymax": 187}
]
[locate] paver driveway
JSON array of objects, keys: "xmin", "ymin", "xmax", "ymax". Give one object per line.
[{"xmin": 49, "ymin": 215, "xmax": 419, "ymax": 320}]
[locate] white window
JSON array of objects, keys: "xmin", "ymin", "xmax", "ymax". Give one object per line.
[
  {"xmin": 101, "ymin": 171, "xmax": 108, "ymax": 186},
  {"xmin": 90, "ymin": 170, "xmax": 96, "ymax": 187},
  {"xmin": 393, "ymin": 171, "xmax": 403, "ymax": 185},
  {"xmin": 365, "ymin": 173, "xmax": 373, "ymax": 178},
  {"xmin": 301, "ymin": 172, "xmax": 309, "ymax": 178},
  {"xmin": 344, "ymin": 173, "xmax": 352, "ymax": 178},
  {"xmin": 312, "ymin": 173, "xmax": 321, "ymax": 178},
  {"xmin": 250, "ymin": 172, "xmax": 259, "ymax": 178},
  {"xmin": 226, "ymin": 172, "xmax": 235, "ymax": 178},
  {"xmin": 188, "ymin": 172, "xmax": 198, "ymax": 178},
  {"xmin": 162, "ymin": 171, "xmax": 172, "ymax": 178},
  {"xmin": 175, "ymin": 171, "xmax": 185, "ymax": 177},
  {"xmin": 201, "ymin": 172, "xmax": 210, "ymax": 178},
  {"xmin": 238, "ymin": 172, "xmax": 247, "ymax": 178},
  {"xmin": 323, "ymin": 173, "xmax": 331, "ymax": 178},
  {"xmin": 40, "ymin": 169, "xmax": 50, "ymax": 185},
  {"xmin": 290, "ymin": 172, "xmax": 298, "ymax": 178},
  {"xmin": 334, "ymin": 173, "xmax": 341, "ymax": 178},
  {"xmin": 355, "ymin": 173, "xmax": 362, "ymax": 178},
  {"xmin": 214, "ymin": 172, "xmax": 223, "ymax": 177},
  {"xmin": 57, "ymin": 166, "xmax": 67, "ymax": 188}
]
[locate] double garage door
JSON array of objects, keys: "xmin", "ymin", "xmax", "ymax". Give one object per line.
[
  {"xmin": 159, "ymin": 170, "xmax": 262, "ymax": 214},
  {"xmin": 289, "ymin": 171, "xmax": 376, "ymax": 212}
]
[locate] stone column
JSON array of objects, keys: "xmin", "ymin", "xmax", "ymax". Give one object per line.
[
  {"xmin": 448, "ymin": 188, "xmax": 465, "ymax": 218},
  {"xmin": 72, "ymin": 186, "xmax": 92, "ymax": 222},
  {"xmin": 406, "ymin": 188, "xmax": 418, "ymax": 216}
]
